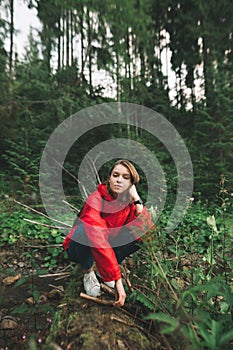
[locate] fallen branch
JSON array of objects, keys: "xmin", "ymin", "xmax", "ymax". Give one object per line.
[
  {"xmin": 80, "ymin": 292, "xmax": 114, "ymax": 306},
  {"xmin": 86, "ymin": 154, "xmax": 101, "ymax": 184},
  {"xmin": 23, "ymin": 218, "xmax": 67, "ymax": 230},
  {"xmin": 53, "ymin": 158, "xmax": 88, "ymax": 199},
  {"xmin": 57, "ymin": 264, "xmax": 73, "ymax": 272},
  {"xmin": 55, "ymin": 275, "xmax": 71, "ymax": 281},
  {"xmin": 48, "ymin": 284, "xmax": 65, "ymax": 293},
  {"xmin": 62, "ymin": 200, "xmax": 80, "ymax": 213},
  {"xmin": 39, "ymin": 272, "xmax": 70, "ymax": 278},
  {"xmin": 111, "ymin": 315, "xmax": 161, "ymax": 347},
  {"xmin": 110, "ymin": 314, "xmax": 144, "ymax": 331},
  {"xmin": 121, "ymin": 265, "xmax": 134, "ymax": 293},
  {"xmin": 24, "ymin": 243, "xmax": 62, "ymax": 249},
  {"xmin": 100, "ymin": 283, "xmax": 115, "ymax": 296},
  {"xmin": 14, "ymin": 200, "xmax": 72, "ymax": 228}
]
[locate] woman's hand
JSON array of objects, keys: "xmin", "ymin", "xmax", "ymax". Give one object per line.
[
  {"xmin": 128, "ymin": 185, "xmax": 143, "ymax": 214},
  {"xmin": 113, "ymin": 279, "xmax": 126, "ymax": 307},
  {"xmin": 128, "ymin": 184, "xmax": 140, "ymax": 202}
]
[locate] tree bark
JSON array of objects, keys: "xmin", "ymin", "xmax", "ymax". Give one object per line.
[{"xmin": 9, "ymin": 0, "xmax": 14, "ymax": 84}]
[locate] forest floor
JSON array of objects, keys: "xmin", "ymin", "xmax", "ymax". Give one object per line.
[{"xmin": 0, "ymin": 242, "xmax": 166, "ymax": 350}]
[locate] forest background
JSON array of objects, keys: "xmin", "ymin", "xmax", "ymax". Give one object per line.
[
  {"xmin": 0, "ymin": 0, "xmax": 233, "ymax": 202},
  {"xmin": 0, "ymin": 1, "xmax": 233, "ymax": 349}
]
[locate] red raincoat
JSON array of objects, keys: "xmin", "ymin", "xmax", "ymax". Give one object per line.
[{"xmin": 63, "ymin": 184, "xmax": 153, "ymax": 281}]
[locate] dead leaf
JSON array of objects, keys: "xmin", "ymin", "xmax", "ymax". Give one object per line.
[
  {"xmin": 2, "ymin": 274, "xmax": 21, "ymax": 286},
  {"xmin": 1, "ymin": 316, "xmax": 18, "ymax": 330}
]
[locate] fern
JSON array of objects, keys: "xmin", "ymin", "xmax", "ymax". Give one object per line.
[{"xmin": 130, "ymin": 290, "xmax": 156, "ymax": 311}]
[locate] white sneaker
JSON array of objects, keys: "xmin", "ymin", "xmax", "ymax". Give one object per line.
[
  {"xmin": 96, "ymin": 270, "xmax": 115, "ymax": 289},
  {"xmin": 83, "ymin": 271, "xmax": 101, "ymax": 297},
  {"xmin": 103, "ymin": 280, "xmax": 115, "ymax": 289}
]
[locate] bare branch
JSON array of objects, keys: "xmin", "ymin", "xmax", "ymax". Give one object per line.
[
  {"xmin": 23, "ymin": 218, "xmax": 67, "ymax": 230},
  {"xmin": 100, "ymin": 283, "xmax": 115, "ymax": 296},
  {"xmin": 110, "ymin": 314, "xmax": 144, "ymax": 331},
  {"xmin": 24, "ymin": 243, "xmax": 63, "ymax": 249},
  {"xmin": 39, "ymin": 272, "xmax": 70, "ymax": 278},
  {"xmin": 62, "ymin": 200, "xmax": 80, "ymax": 213},
  {"xmin": 86, "ymin": 154, "xmax": 101, "ymax": 184},
  {"xmin": 52, "ymin": 158, "xmax": 88, "ymax": 198},
  {"xmin": 80, "ymin": 292, "xmax": 114, "ymax": 305},
  {"xmin": 14, "ymin": 200, "xmax": 72, "ymax": 227}
]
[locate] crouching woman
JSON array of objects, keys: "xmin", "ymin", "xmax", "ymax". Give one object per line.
[{"xmin": 63, "ymin": 159, "xmax": 153, "ymax": 307}]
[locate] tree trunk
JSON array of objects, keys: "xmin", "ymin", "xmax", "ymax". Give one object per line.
[
  {"xmin": 70, "ymin": 9, "xmax": 74, "ymax": 66},
  {"xmin": 58, "ymin": 17, "xmax": 61, "ymax": 69},
  {"xmin": 116, "ymin": 50, "xmax": 121, "ymax": 102},
  {"xmin": 80, "ymin": 7, "xmax": 84, "ymax": 82},
  {"xmin": 9, "ymin": 0, "xmax": 14, "ymax": 84},
  {"xmin": 66, "ymin": 8, "xmax": 70, "ymax": 66},
  {"xmin": 202, "ymin": 35, "xmax": 214, "ymax": 110},
  {"xmin": 62, "ymin": 8, "xmax": 65, "ymax": 68},
  {"xmin": 126, "ymin": 30, "xmax": 132, "ymax": 93},
  {"xmin": 87, "ymin": 9, "xmax": 92, "ymax": 95}
]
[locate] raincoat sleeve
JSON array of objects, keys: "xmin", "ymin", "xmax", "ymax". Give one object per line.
[
  {"xmin": 125, "ymin": 204, "xmax": 154, "ymax": 239},
  {"xmin": 80, "ymin": 191, "xmax": 121, "ymax": 282}
]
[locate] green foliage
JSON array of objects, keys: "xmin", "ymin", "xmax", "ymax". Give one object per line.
[
  {"xmin": 129, "ymin": 289, "xmax": 157, "ymax": 311},
  {"xmin": 145, "ymin": 312, "xmax": 179, "ymax": 334},
  {"xmin": 0, "ymin": 200, "xmax": 65, "ymax": 269},
  {"xmin": 0, "ymin": 0, "xmax": 233, "ymax": 203},
  {"xmin": 0, "ymin": 1, "xmax": 233, "ymax": 347},
  {"xmin": 131, "ymin": 188, "xmax": 233, "ymax": 349}
]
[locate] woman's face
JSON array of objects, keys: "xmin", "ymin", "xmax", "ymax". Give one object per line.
[{"xmin": 109, "ymin": 164, "xmax": 132, "ymax": 195}]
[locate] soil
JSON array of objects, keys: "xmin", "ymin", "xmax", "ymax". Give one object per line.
[{"xmin": 0, "ymin": 243, "xmax": 165, "ymax": 350}]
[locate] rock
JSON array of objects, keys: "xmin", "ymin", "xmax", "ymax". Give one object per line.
[{"xmin": 18, "ymin": 262, "xmax": 25, "ymax": 268}]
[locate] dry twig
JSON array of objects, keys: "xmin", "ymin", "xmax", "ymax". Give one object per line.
[
  {"xmin": 121, "ymin": 265, "xmax": 134, "ymax": 293},
  {"xmin": 23, "ymin": 218, "xmax": 67, "ymax": 230},
  {"xmin": 14, "ymin": 199, "xmax": 72, "ymax": 227},
  {"xmin": 80, "ymin": 292, "xmax": 114, "ymax": 306},
  {"xmin": 24, "ymin": 243, "xmax": 62, "ymax": 248},
  {"xmin": 39, "ymin": 272, "xmax": 70, "ymax": 278},
  {"xmin": 86, "ymin": 154, "xmax": 101, "ymax": 184},
  {"xmin": 48, "ymin": 284, "xmax": 65, "ymax": 293},
  {"xmin": 110, "ymin": 314, "xmax": 144, "ymax": 331},
  {"xmin": 62, "ymin": 200, "xmax": 80, "ymax": 213},
  {"xmin": 100, "ymin": 283, "xmax": 115, "ymax": 296},
  {"xmin": 53, "ymin": 158, "xmax": 88, "ymax": 198},
  {"xmin": 112, "ymin": 314, "xmax": 161, "ymax": 348}
]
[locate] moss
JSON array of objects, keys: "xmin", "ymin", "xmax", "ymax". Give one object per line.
[{"xmin": 44, "ymin": 267, "xmax": 156, "ymax": 350}]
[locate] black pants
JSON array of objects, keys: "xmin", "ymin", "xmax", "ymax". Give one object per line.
[{"xmin": 67, "ymin": 224, "xmax": 141, "ymax": 270}]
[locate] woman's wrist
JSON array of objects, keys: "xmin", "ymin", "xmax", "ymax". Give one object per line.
[{"xmin": 133, "ymin": 198, "xmax": 143, "ymax": 205}]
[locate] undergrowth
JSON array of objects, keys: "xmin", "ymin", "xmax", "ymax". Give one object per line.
[
  {"xmin": 0, "ymin": 199, "xmax": 66, "ymax": 270},
  {"xmin": 0, "ymin": 177, "xmax": 232, "ymax": 349},
  {"xmin": 129, "ymin": 178, "xmax": 233, "ymax": 350}
]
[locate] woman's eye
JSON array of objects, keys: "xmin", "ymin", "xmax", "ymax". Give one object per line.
[{"xmin": 112, "ymin": 173, "xmax": 130, "ymax": 179}]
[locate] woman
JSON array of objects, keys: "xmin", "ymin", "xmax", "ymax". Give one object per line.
[{"xmin": 63, "ymin": 159, "xmax": 153, "ymax": 307}]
